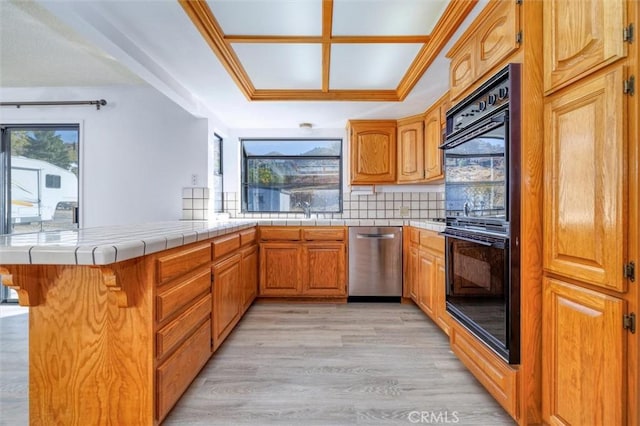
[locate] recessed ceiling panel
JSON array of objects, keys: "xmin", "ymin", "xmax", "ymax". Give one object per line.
[
  {"xmin": 232, "ymin": 43, "xmax": 322, "ymax": 89},
  {"xmin": 332, "ymin": 0, "xmax": 449, "ymax": 36},
  {"xmin": 330, "ymin": 43, "xmax": 422, "ymax": 90},
  {"xmin": 208, "ymin": 0, "xmax": 322, "ymax": 36}
]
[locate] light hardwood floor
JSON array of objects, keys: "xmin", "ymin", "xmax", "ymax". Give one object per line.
[{"xmin": 0, "ymin": 303, "xmax": 514, "ymax": 425}]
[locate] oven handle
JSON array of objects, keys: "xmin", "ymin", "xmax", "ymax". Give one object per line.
[
  {"xmin": 440, "ymin": 231, "xmax": 506, "ymax": 249},
  {"xmin": 440, "ymin": 110, "xmax": 508, "ymax": 150}
]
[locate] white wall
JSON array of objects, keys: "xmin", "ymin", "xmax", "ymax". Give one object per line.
[{"xmin": 0, "ymin": 85, "xmax": 213, "ymax": 227}]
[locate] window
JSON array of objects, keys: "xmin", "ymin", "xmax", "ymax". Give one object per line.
[
  {"xmin": 241, "ymin": 139, "xmax": 342, "ymax": 213},
  {"xmin": 45, "ymin": 174, "xmax": 61, "ymax": 188},
  {"xmin": 212, "ymin": 134, "xmax": 223, "ymax": 212}
]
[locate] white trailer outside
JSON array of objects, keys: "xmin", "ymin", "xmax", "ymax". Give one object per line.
[{"xmin": 10, "ymin": 156, "xmax": 78, "ymax": 224}]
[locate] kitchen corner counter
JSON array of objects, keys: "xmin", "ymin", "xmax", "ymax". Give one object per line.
[
  {"xmin": 409, "ymin": 220, "xmax": 446, "ymax": 233},
  {"xmin": 0, "ymin": 220, "xmax": 257, "ymax": 265}
]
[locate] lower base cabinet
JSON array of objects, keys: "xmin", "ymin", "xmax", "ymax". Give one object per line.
[
  {"xmin": 542, "ymin": 277, "xmax": 626, "ymax": 425},
  {"xmin": 212, "ymin": 253, "xmax": 242, "ymax": 351},
  {"xmin": 157, "ymin": 320, "xmax": 212, "ymax": 420},
  {"xmin": 449, "ymin": 321, "xmax": 519, "ymax": 419},
  {"xmin": 405, "ymin": 227, "xmax": 449, "ymax": 335},
  {"xmin": 259, "ymin": 227, "xmax": 347, "ymax": 298}
]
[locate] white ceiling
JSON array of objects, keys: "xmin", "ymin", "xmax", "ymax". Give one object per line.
[{"xmin": 0, "ymin": 0, "xmax": 489, "ymax": 130}]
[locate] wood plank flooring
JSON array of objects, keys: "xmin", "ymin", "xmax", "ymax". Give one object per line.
[{"xmin": 0, "ymin": 303, "xmax": 515, "ymax": 425}]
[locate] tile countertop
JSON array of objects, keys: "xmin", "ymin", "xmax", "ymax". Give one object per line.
[
  {"xmin": 0, "ymin": 219, "xmax": 446, "ymax": 266},
  {"xmin": 0, "ymin": 220, "xmax": 257, "ymax": 266}
]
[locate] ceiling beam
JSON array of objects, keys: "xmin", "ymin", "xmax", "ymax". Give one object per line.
[
  {"xmin": 252, "ymin": 89, "xmax": 399, "ymax": 102},
  {"xmin": 178, "ymin": 0, "xmax": 254, "ymax": 101},
  {"xmin": 322, "ymin": 0, "xmax": 333, "ymax": 92},
  {"xmin": 223, "ymin": 35, "xmax": 430, "ymax": 44}
]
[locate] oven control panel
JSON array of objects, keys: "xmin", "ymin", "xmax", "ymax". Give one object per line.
[{"xmin": 447, "ymin": 67, "xmax": 513, "ymax": 135}]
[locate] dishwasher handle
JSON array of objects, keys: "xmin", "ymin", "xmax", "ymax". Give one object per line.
[{"xmin": 356, "ymin": 233, "xmax": 396, "ymax": 240}]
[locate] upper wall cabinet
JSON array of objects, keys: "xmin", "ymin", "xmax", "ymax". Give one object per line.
[
  {"xmin": 543, "ymin": 0, "xmax": 627, "ymax": 94},
  {"xmin": 447, "ymin": 0, "xmax": 520, "ymax": 101},
  {"xmin": 397, "ymin": 118, "xmax": 425, "ymax": 183},
  {"xmin": 349, "ymin": 120, "xmax": 397, "ymax": 184},
  {"xmin": 424, "ymin": 99, "xmax": 445, "ymax": 181}
]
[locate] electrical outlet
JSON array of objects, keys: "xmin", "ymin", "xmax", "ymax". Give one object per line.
[
  {"xmin": 399, "ymin": 206, "xmax": 410, "ymax": 217},
  {"xmin": 191, "ymin": 174, "xmax": 198, "ymax": 186}
]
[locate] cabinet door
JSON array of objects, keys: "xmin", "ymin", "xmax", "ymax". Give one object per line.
[
  {"xmin": 418, "ymin": 248, "xmax": 436, "ymax": 318},
  {"xmin": 475, "ymin": 0, "xmax": 519, "ymax": 79},
  {"xmin": 449, "ymin": 41, "xmax": 476, "ymax": 101},
  {"xmin": 543, "ymin": 0, "xmax": 626, "ymax": 93},
  {"xmin": 424, "ymin": 107, "xmax": 444, "ymax": 181},
  {"xmin": 349, "ymin": 121, "xmax": 397, "ymax": 184},
  {"xmin": 241, "ymin": 245, "xmax": 258, "ymax": 311},
  {"xmin": 406, "ymin": 245, "xmax": 419, "ymax": 301},
  {"xmin": 302, "ymin": 243, "xmax": 346, "ymax": 296},
  {"xmin": 212, "ymin": 254, "xmax": 241, "ymax": 349},
  {"xmin": 543, "ymin": 66, "xmax": 627, "ymax": 292},
  {"xmin": 542, "ymin": 277, "xmax": 626, "ymax": 425},
  {"xmin": 397, "ymin": 121, "xmax": 424, "ymax": 182},
  {"xmin": 434, "ymin": 256, "xmax": 450, "ymax": 335},
  {"xmin": 259, "ymin": 243, "xmax": 302, "ymax": 296}
]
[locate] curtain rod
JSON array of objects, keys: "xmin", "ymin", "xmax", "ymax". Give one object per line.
[{"xmin": 0, "ymin": 99, "xmax": 107, "ymax": 110}]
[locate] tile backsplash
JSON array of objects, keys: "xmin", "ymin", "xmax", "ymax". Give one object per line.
[
  {"xmin": 222, "ymin": 191, "xmax": 445, "ymax": 220},
  {"xmin": 182, "ymin": 187, "xmax": 210, "ymax": 220}
]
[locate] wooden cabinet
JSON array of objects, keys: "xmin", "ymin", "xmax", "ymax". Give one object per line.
[
  {"xmin": 424, "ymin": 101, "xmax": 444, "ymax": 181},
  {"xmin": 302, "ymin": 243, "xmax": 347, "ymax": 296},
  {"xmin": 240, "ymin": 245, "xmax": 258, "ymax": 311},
  {"xmin": 404, "ymin": 227, "xmax": 449, "ymax": 335},
  {"xmin": 447, "ymin": 0, "xmax": 520, "ymax": 101},
  {"xmin": 543, "ymin": 65, "xmax": 627, "ymax": 293},
  {"xmin": 259, "ymin": 243, "xmax": 302, "ymax": 295},
  {"xmin": 212, "ymin": 228, "xmax": 258, "ymax": 351},
  {"xmin": 542, "ymin": 278, "xmax": 626, "ymax": 425},
  {"xmin": 396, "ymin": 92, "xmax": 447, "ymax": 184},
  {"xmin": 543, "ymin": 0, "xmax": 627, "ymax": 94},
  {"xmin": 212, "ymin": 253, "xmax": 242, "ymax": 351},
  {"xmin": 155, "ymin": 243, "xmax": 214, "ymax": 422},
  {"xmin": 397, "ymin": 118, "xmax": 424, "ymax": 183},
  {"xmin": 259, "ymin": 227, "xmax": 347, "ymax": 298},
  {"xmin": 348, "ymin": 120, "xmax": 397, "ymax": 184},
  {"xmin": 449, "ymin": 320, "xmax": 518, "ymax": 419}
]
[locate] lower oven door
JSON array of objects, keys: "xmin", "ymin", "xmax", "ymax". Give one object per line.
[{"xmin": 443, "ymin": 229, "xmax": 519, "ymax": 363}]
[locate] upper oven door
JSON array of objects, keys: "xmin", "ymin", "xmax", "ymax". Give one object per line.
[{"xmin": 441, "ymin": 110, "xmax": 508, "ymax": 219}]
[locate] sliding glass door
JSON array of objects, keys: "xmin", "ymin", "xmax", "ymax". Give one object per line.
[{"xmin": 0, "ymin": 124, "xmax": 80, "ymax": 302}]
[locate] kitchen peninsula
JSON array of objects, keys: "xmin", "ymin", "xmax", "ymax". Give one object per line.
[
  {"xmin": 0, "ymin": 219, "xmax": 445, "ymax": 425},
  {"xmin": 0, "ymin": 220, "xmax": 258, "ymax": 425}
]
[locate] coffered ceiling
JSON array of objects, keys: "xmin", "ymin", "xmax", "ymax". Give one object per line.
[{"xmin": 180, "ymin": 0, "xmax": 477, "ymax": 101}]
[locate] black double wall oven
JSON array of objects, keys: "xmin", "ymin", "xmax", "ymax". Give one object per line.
[{"xmin": 441, "ymin": 64, "xmax": 521, "ymax": 364}]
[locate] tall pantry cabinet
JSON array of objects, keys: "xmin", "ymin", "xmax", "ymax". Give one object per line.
[{"xmin": 541, "ymin": 0, "xmax": 638, "ymax": 424}]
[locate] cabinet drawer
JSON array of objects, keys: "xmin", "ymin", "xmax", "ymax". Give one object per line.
[
  {"xmin": 419, "ymin": 231, "xmax": 444, "ymax": 254},
  {"xmin": 449, "ymin": 322, "xmax": 518, "ymax": 418},
  {"xmin": 302, "ymin": 227, "xmax": 345, "ymax": 241},
  {"xmin": 156, "ymin": 320, "xmax": 211, "ymax": 422},
  {"xmin": 156, "ymin": 242, "xmax": 211, "ymax": 284},
  {"xmin": 212, "ymin": 233, "xmax": 240, "ymax": 260},
  {"xmin": 157, "ymin": 293, "xmax": 212, "ymax": 359},
  {"xmin": 260, "ymin": 227, "xmax": 301, "ymax": 241},
  {"xmin": 240, "ymin": 228, "xmax": 257, "ymax": 246},
  {"xmin": 156, "ymin": 268, "xmax": 211, "ymax": 323}
]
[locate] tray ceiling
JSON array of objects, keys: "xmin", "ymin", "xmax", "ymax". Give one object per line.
[{"xmin": 180, "ymin": 0, "xmax": 477, "ymax": 101}]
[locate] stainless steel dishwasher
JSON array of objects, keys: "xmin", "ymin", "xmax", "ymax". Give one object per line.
[{"xmin": 348, "ymin": 227, "xmax": 402, "ymax": 302}]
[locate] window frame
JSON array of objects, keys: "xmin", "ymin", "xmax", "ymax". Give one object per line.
[{"xmin": 241, "ymin": 138, "xmax": 343, "ymax": 214}]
